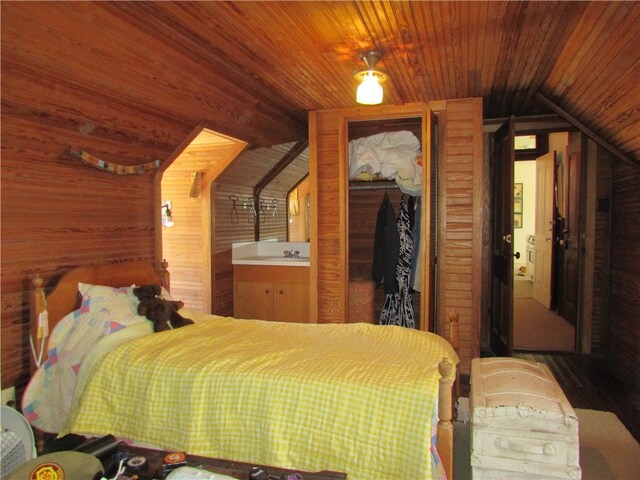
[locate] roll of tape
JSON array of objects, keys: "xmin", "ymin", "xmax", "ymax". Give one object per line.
[
  {"xmin": 126, "ymin": 455, "xmax": 147, "ymax": 471},
  {"xmin": 163, "ymin": 452, "xmax": 186, "ymax": 465}
]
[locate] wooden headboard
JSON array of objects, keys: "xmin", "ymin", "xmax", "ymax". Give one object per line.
[{"xmin": 30, "ymin": 260, "xmax": 169, "ymax": 371}]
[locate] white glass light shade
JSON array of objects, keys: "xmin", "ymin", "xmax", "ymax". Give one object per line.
[
  {"xmin": 162, "ymin": 202, "xmax": 174, "ymax": 228},
  {"xmin": 356, "ymin": 73, "xmax": 383, "ymax": 105}
]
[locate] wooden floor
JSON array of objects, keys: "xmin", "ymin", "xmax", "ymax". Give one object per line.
[{"xmin": 461, "ymin": 352, "xmax": 640, "ymax": 443}]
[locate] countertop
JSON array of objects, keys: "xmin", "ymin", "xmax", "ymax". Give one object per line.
[
  {"xmin": 231, "ymin": 241, "xmax": 310, "ymax": 267},
  {"xmin": 232, "ymin": 255, "xmax": 310, "ymax": 267}
]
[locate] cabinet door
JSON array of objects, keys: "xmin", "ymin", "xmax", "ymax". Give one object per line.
[
  {"xmin": 234, "ymin": 282, "xmax": 274, "ymax": 320},
  {"xmin": 274, "ymin": 283, "xmax": 310, "ymax": 323}
]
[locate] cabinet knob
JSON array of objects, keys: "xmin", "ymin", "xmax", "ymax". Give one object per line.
[
  {"xmin": 265, "ymin": 289, "xmax": 270, "ymax": 294},
  {"xmin": 279, "ymin": 289, "xmax": 284, "ymax": 294}
]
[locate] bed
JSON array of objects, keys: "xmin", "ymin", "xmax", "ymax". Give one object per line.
[{"xmin": 24, "ymin": 261, "xmax": 459, "ymax": 480}]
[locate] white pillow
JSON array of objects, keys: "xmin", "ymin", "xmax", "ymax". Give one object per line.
[{"xmin": 77, "ymin": 283, "xmax": 141, "ymax": 322}]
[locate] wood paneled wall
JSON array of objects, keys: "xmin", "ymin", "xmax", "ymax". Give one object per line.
[
  {"xmin": 435, "ymin": 99, "xmax": 484, "ymax": 374},
  {"xmin": 212, "ymin": 163, "xmax": 264, "ymax": 317},
  {"xmin": 607, "ymin": 159, "xmax": 640, "ymax": 388},
  {"xmin": 1, "ymin": 3, "xmax": 306, "ymax": 395},
  {"xmin": 311, "ymin": 99, "xmax": 483, "ymax": 373},
  {"xmin": 591, "ymin": 146, "xmax": 613, "ymax": 353},
  {"xmin": 1, "ymin": 142, "xmax": 156, "ymax": 394},
  {"xmin": 582, "ymin": 141, "xmax": 613, "ymax": 354},
  {"xmin": 309, "ymin": 108, "xmax": 346, "ymax": 324},
  {"xmin": 256, "ymin": 191, "xmax": 289, "ymax": 242},
  {"xmin": 161, "ymin": 141, "xmax": 245, "ymax": 313},
  {"xmin": 162, "ymin": 169, "xmax": 207, "ymax": 310}
]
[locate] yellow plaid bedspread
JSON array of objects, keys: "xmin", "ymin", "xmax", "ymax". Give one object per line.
[{"xmin": 64, "ymin": 315, "xmax": 458, "ymax": 479}]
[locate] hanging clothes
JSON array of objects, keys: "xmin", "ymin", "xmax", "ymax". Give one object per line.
[
  {"xmin": 372, "ymin": 193, "xmax": 399, "ymax": 295},
  {"xmin": 380, "ymin": 194, "xmax": 415, "ymax": 328}
]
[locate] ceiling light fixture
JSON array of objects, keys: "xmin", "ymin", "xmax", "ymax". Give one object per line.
[{"xmin": 353, "ymin": 50, "xmax": 388, "ymax": 105}]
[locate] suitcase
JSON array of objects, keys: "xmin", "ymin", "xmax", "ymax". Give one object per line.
[{"xmin": 470, "ymin": 357, "xmax": 581, "ymax": 479}]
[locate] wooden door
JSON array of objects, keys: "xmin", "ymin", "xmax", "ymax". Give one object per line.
[
  {"xmin": 490, "ymin": 117, "xmax": 515, "ymax": 357},
  {"xmin": 274, "ymin": 283, "xmax": 310, "ymax": 323},
  {"xmin": 234, "ymin": 281, "xmax": 274, "ymax": 320},
  {"xmin": 557, "ymin": 135, "xmax": 584, "ymax": 326},
  {"xmin": 532, "ymin": 151, "xmax": 557, "ymax": 309},
  {"xmin": 425, "ymin": 108, "xmax": 438, "ymax": 333}
]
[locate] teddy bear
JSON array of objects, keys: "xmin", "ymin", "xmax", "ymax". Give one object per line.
[{"xmin": 132, "ymin": 284, "xmax": 194, "ymax": 332}]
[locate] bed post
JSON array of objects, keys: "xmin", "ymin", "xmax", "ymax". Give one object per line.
[
  {"xmin": 160, "ymin": 259, "xmax": 170, "ymax": 290},
  {"xmin": 438, "ymin": 357, "xmax": 454, "ymax": 480},
  {"xmin": 449, "ymin": 309, "xmax": 460, "ymax": 398},
  {"xmin": 448, "ymin": 309, "xmax": 459, "ymax": 353},
  {"xmin": 29, "ymin": 276, "xmax": 47, "ymax": 374},
  {"xmin": 29, "ymin": 275, "xmax": 51, "ymax": 453},
  {"xmin": 436, "ymin": 310, "xmax": 459, "ymax": 479}
]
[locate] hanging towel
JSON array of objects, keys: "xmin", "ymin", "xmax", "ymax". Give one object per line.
[
  {"xmin": 380, "ymin": 194, "xmax": 415, "ymax": 328},
  {"xmin": 372, "ymin": 193, "xmax": 399, "ymax": 294}
]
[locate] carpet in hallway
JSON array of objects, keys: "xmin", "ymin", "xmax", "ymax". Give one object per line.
[
  {"xmin": 514, "ymin": 296, "xmax": 575, "ymax": 351},
  {"xmin": 513, "ymin": 277, "xmax": 533, "ymax": 298}
]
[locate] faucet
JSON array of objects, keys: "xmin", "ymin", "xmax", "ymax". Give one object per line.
[{"xmin": 283, "ymin": 250, "xmax": 300, "ymax": 258}]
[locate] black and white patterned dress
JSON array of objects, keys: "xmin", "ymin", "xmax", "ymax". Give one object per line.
[{"xmin": 380, "ymin": 194, "xmax": 415, "ymax": 328}]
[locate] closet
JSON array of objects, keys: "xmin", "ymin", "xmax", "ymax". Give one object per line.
[
  {"xmin": 310, "ymin": 99, "xmax": 482, "ymax": 374},
  {"xmin": 347, "ymin": 117, "xmax": 433, "ymax": 329}
]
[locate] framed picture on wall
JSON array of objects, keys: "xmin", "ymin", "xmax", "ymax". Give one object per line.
[
  {"xmin": 514, "ymin": 198, "xmax": 523, "ymax": 214},
  {"xmin": 514, "ymin": 213, "xmax": 523, "ymax": 229},
  {"xmin": 514, "ymin": 183, "xmax": 523, "ymax": 198}
]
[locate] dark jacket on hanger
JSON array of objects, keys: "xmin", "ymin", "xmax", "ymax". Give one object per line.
[{"xmin": 372, "ymin": 193, "xmax": 400, "ymax": 294}]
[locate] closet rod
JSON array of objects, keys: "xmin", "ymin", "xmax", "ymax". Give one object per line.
[{"xmin": 349, "ymin": 181, "xmax": 398, "ymax": 191}]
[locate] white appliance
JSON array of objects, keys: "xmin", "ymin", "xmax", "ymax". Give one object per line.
[{"xmin": 526, "ymin": 235, "xmax": 535, "ymax": 281}]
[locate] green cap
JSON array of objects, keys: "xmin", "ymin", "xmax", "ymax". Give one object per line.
[{"xmin": 6, "ymin": 451, "xmax": 103, "ymax": 480}]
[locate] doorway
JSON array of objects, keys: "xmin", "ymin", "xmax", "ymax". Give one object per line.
[
  {"xmin": 512, "ymin": 132, "xmax": 575, "ymax": 352},
  {"xmin": 160, "ymin": 127, "xmax": 247, "ymax": 313}
]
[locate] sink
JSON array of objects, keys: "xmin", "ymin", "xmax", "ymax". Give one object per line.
[
  {"xmin": 231, "ymin": 242, "xmax": 310, "ymax": 266},
  {"xmin": 235, "ymin": 255, "xmax": 309, "ymax": 265},
  {"xmin": 261, "ymin": 256, "xmax": 308, "ymax": 262}
]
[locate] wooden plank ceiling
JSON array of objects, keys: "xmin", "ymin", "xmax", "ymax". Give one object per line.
[{"xmin": 2, "ymin": 1, "xmax": 638, "ymax": 165}]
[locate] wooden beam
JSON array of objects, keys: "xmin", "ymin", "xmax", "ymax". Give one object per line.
[
  {"xmin": 483, "ymin": 114, "xmax": 572, "ymax": 134},
  {"xmin": 536, "ymin": 93, "xmax": 639, "ymax": 169},
  {"xmin": 254, "ymin": 139, "xmax": 309, "ymax": 193}
]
